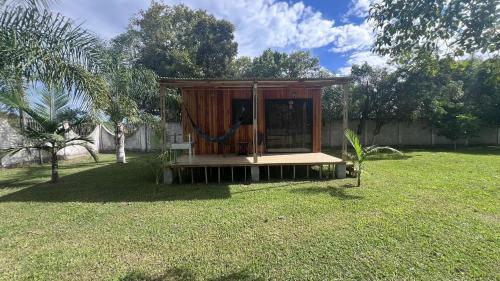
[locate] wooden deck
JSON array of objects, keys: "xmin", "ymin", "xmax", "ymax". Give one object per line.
[
  {"xmin": 172, "ymin": 152, "xmax": 344, "ymax": 167},
  {"xmin": 167, "ymin": 153, "xmax": 346, "ymax": 184}
]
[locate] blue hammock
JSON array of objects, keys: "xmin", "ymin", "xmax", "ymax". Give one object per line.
[{"xmin": 184, "ymin": 106, "xmax": 244, "ymax": 144}]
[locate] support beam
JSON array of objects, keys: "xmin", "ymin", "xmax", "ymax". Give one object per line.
[
  {"xmin": 280, "ymin": 166, "xmax": 283, "ymax": 179},
  {"xmin": 191, "ymin": 168, "xmax": 194, "ymax": 184},
  {"xmin": 335, "ymin": 164, "xmax": 346, "ymax": 179},
  {"xmin": 218, "ymin": 167, "xmax": 221, "ymax": 183},
  {"xmin": 252, "ymin": 82, "xmax": 258, "ymax": 163},
  {"xmin": 164, "ymin": 167, "xmax": 173, "ymax": 184},
  {"xmin": 293, "ymin": 165, "xmax": 296, "ymax": 179},
  {"xmin": 205, "ymin": 167, "xmax": 208, "ymax": 184},
  {"xmin": 231, "ymin": 167, "xmax": 234, "ymax": 182},
  {"xmin": 251, "ymin": 166, "xmax": 260, "ymax": 182},
  {"xmin": 267, "ymin": 166, "xmax": 270, "ymax": 181}
]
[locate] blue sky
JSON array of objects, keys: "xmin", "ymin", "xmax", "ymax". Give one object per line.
[{"xmin": 53, "ymin": 0, "xmax": 387, "ymax": 75}]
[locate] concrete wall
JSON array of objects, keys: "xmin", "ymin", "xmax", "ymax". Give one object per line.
[
  {"xmin": 2, "ymin": 115, "xmax": 498, "ymax": 166},
  {"xmin": 0, "ymin": 118, "xmax": 183, "ymax": 167},
  {"xmin": 322, "ymin": 119, "xmax": 500, "ymax": 147}
]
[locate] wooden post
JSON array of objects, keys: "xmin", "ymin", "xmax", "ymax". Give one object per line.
[
  {"xmin": 267, "ymin": 166, "xmax": 270, "ymax": 181},
  {"xmin": 191, "ymin": 168, "xmax": 194, "ymax": 184},
  {"xmin": 178, "ymin": 168, "xmax": 182, "ymax": 184},
  {"xmin": 341, "ymin": 84, "xmax": 349, "ymax": 160},
  {"xmin": 293, "ymin": 165, "xmax": 296, "ymax": 179},
  {"xmin": 252, "ymin": 82, "xmax": 258, "ymax": 163},
  {"xmin": 205, "ymin": 167, "xmax": 208, "ymax": 184},
  {"xmin": 244, "ymin": 166, "xmax": 247, "ymax": 181},
  {"xmin": 306, "ymin": 165, "xmax": 309, "ymax": 178},
  {"xmin": 231, "ymin": 166, "xmax": 234, "ymax": 182},
  {"xmin": 280, "ymin": 166, "xmax": 283, "ymax": 179},
  {"xmin": 218, "ymin": 167, "xmax": 221, "ymax": 183}
]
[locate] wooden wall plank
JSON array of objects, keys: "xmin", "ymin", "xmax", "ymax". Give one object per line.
[{"xmin": 181, "ymin": 86, "xmax": 323, "ymax": 154}]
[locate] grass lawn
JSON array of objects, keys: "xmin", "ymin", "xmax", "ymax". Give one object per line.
[{"xmin": 0, "ymin": 148, "xmax": 499, "ymax": 280}]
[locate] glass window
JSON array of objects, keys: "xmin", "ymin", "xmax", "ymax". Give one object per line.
[{"xmin": 232, "ymin": 99, "xmax": 253, "ymax": 125}]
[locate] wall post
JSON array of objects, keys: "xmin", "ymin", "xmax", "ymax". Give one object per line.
[
  {"xmin": 160, "ymin": 84, "xmax": 166, "ymax": 154},
  {"xmin": 341, "ymin": 83, "xmax": 349, "ymax": 160},
  {"xmin": 431, "ymin": 126, "xmax": 435, "ymax": 146}
]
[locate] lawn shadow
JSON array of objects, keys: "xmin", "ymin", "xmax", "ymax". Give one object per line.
[
  {"xmin": 231, "ymin": 181, "xmax": 308, "ymax": 195},
  {"xmin": 290, "ymin": 183, "xmax": 363, "ymax": 200},
  {"xmin": 0, "ymin": 157, "xmax": 231, "ymax": 203},
  {"xmin": 119, "ymin": 268, "xmax": 194, "ymax": 281},
  {"xmin": 119, "ymin": 268, "xmax": 262, "ymax": 281}
]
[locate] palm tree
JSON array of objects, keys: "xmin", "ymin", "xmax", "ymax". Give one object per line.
[
  {"xmin": 0, "ymin": 1, "xmax": 107, "ymax": 120},
  {"xmin": 0, "ymin": 88, "xmax": 98, "ymax": 183},
  {"xmin": 101, "ymin": 49, "xmax": 157, "ymax": 163},
  {"xmin": 344, "ymin": 129, "xmax": 402, "ymax": 187}
]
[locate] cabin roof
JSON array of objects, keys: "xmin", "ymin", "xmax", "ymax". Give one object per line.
[{"xmin": 158, "ymin": 77, "xmax": 350, "ymax": 88}]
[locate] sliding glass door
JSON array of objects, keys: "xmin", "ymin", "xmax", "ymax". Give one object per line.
[{"xmin": 265, "ymin": 99, "xmax": 312, "ymax": 152}]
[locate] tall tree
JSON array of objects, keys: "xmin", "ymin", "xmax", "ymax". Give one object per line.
[
  {"xmin": 350, "ymin": 63, "xmax": 399, "ymax": 144},
  {"xmin": 467, "ymin": 58, "xmax": 500, "ymax": 127},
  {"xmin": 322, "ymin": 86, "xmax": 343, "ymax": 146},
  {"xmin": 370, "ymin": 0, "xmax": 499, "ymax": 59},
  {"xmin": 101, "ymin": 49, "xmax": 158, "ymax": 163},
  {"xmin": 429, "ymin": 80, "xmax": 480, "ymax": 149},
  {"xmin": 118, "ymin": 2, "xmax": 237, "ymax": 78},
  {"xmin": 235, "ymin": 49, "xmax": 323, "ymax": 78}
]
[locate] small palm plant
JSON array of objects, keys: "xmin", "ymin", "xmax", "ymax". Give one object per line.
[
  {"xmin": 344, "ymin": 129, "xmax": 402, "ymax": 187},
  {"xmin": 0, "ymin": 88, "xmax": 98, "ymax": 183}
]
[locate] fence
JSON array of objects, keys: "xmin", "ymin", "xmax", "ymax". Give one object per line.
[
  {"xmin": 0, "ymin": 117, "xmax": 183, "ymax": 167},
  {"xmin": 2, "ymin": 116, "xmax": 499, "ymax": 167},
  {"xmin": 322, "ymin": 119, "xmax": 500, "ymax": 147}
]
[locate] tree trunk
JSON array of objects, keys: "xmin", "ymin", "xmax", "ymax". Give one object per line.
[
  {"xmin": 115, "ymin": 122, "xmax": 126, "ymax": 163},
  {"xmin": 357, "ymin": 173, "xmax": 361, "ymax": 187},
  {"xmin": 51, "ymin": 147, "xmax": 59, "ymax": 183}
]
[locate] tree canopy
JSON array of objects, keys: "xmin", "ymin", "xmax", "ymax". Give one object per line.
[
  {"xmin": 232, "ymin": 49, "xmax": 325, "ymax": 78},
  {"xmin": 370, "ymin": 0, "xmax": 499, "ymax": 59},
  {"xmin": 0, "ymin": 3, "xmax": 107, "ymax": 107},
  {"xmin": 114, "ymin": 2, "xmax": 238, "ymax": 78}
]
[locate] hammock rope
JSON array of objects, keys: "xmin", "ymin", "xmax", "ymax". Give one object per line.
[{"xmin": 183, "ymin": 105, "xmax": 244, "ymax": 144}]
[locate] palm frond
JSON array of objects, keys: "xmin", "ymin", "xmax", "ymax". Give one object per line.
[
  {"xmin": 365, "ymin": 146, "xmax": 403, "ymax": 156},
  {"xmin": 0, "ymin": 6, "xmax": 106, "ymax": 106},
  {"xmin": 33, "ymin": 87, "xmax": 69, "ymax": 121},
  {"xmin": 344, "ymin": 129, "xmax": 364, "ymax": 162}
]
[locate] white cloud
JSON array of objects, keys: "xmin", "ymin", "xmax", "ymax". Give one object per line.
[
  {"xmin": 329, "ymin": 21, "xmax": 374, "ymax": 53},
  {"xmin": 344, "ymin": 0, "xmax": 376, "ymax": 19},
  {"xmin": 166, "ymin": 0, "xmax": 339, "ymax": 56},
  {"xmin": 337, "ymin": 51, "xmax": 393, "ymax": 75}
]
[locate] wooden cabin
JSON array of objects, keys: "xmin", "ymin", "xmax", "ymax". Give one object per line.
[{"xmin": 158, "ymin": 78, "xmax": 350, "ymax": 184}]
